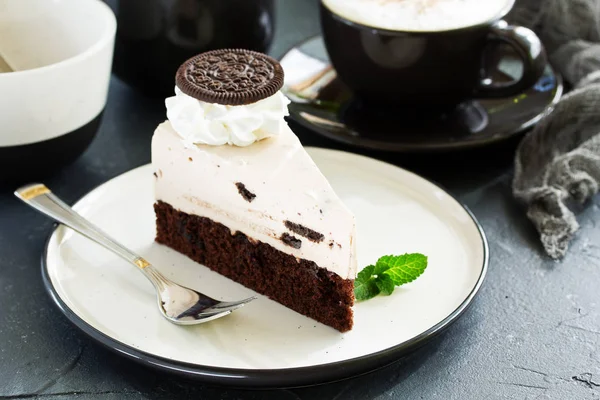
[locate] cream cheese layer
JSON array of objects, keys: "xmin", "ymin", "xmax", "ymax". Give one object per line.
[{"xmin": 152, "ymin": 121, "xmax": 357, "ymax": 280}]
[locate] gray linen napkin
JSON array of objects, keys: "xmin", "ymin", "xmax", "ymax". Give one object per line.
[{"xmin": 508, "ymin": 0, "xmax": 600, "ymax": 259}]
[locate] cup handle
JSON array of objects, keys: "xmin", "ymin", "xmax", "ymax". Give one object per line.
[{"xmin": 475, "ymin": 20, "xmax": 548, "ymax": 98}]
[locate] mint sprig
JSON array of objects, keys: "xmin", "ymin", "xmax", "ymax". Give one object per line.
[{"xmin": 354, "ymin": 253, "xmax": 428, "ymax": 301}]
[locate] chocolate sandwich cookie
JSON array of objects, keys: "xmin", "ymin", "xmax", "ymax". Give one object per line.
[{"xmin": 175, "ymin": 49, "xmax": 284, "ymax": 106}]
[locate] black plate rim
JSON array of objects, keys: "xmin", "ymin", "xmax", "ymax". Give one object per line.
[
  {"xmin": 279, "ymin": 35, "xmax": 564, "ymax": 153},
  {"xmin": 40, "ymin": 154, "xmax": 490, "ymax": 389}
]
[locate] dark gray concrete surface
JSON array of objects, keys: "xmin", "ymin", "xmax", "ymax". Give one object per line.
[{"xmin": 1, "ymin": 1, "xmax": 599, "ymax": 399}]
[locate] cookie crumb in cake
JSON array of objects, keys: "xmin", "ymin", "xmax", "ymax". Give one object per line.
[
  {"xmin": 281, "ymin": 232, "xmax": 302, "ymax": 249},
  {"xmin": 284, "ymin": 221, "xmax": 325, "ymax": 243},
  {"xmin": 188, "ymin": 157, "xmax": 193, "ymax": 162},
  {"xmin": 235, "ymin": 182, "xmax": 256, "ymax": 202},
  {"xmin": 153, "ymin": 172, "xmax": 158, "ymax": 178}
]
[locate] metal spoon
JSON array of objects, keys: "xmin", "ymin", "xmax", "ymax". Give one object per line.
[{"xmin": 15, "ymin": 183, "xmax": 256, "ymax": 325}]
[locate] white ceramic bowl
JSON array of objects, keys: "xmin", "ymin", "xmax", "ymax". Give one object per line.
[{"xmin": 0, "ymin": 0, "xmax": 116, "ymax": 182}]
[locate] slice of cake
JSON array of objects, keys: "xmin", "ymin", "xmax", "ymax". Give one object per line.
[{"xmin": 152, "ymin": 49, "xmax": 357, "ymax": 332}]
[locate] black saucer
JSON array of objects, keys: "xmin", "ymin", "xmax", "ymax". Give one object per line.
[{"xmin": 280, "ymin": 36, "xmax": 563, "ymax": 153}]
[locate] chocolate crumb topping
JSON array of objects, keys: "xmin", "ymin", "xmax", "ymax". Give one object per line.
[
  {"xmin": 176, "ymin": 49, "xmax": 284, "ymax": 105},
  {"xmin": 281, "ymin": 233, "xmax": 302, "ymax": 249},
  {"xmin": 153, "ymin": 172, "xmax": 158, "ymax": 178},
  {"xmin": 284, "ymin": 221, "xmax": 325, "ymax": 243},
  {"xmin": 235, "ymin": 182, "xmax": 256, "ymax": 202}
]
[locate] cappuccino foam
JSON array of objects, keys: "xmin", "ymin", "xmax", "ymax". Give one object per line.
[{"xmin": 322, "ymin": 0, "xmax": 511, "ymax": 32}]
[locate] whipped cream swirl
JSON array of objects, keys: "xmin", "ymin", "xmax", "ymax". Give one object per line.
[{"xmin": 165, "ymin": 86, "xmax": 291, "ymax": 147}]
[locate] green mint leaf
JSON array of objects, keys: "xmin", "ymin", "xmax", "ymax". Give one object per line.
[
  {"xmin": 356, "ymin": 264, "xmax": 375, "ymax": 284},
  {"xmin": 381, "ymin": 253, "xmax": 428, "ymax": 286},
  {"xmin": 354, "ymin": 278, "xmax": 380, "ymax": 301},
  {"xmin": 374, "ymin": 256, "xmax": 392, "ymax": 275},
  {"xmin": 375, "ymin": 274, "xmax": 395, "ymax": 296},
  {"xmin": 354, "ymin": 254, "xmax": 427, "ymax": 301},
  {"xmin": 354, "ymin": 265, "xmax": 380, "ymax": 301}
]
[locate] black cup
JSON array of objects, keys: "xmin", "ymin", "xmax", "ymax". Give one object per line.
[
  {"xmin": 320, "ymin": 0, "xmax": 547, "ymax": 109},
  {"xmin": 105, "ymin": 0, "xmax": 275, "ymax": 97}
]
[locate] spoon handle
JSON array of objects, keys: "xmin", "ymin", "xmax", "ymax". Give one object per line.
[{"xmin": 15, "ymin": 183, "xmax": 150, "ymax": 269}]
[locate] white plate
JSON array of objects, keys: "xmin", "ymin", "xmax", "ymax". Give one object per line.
[{"xmin": 43, "ymin": 147, "xmax": 488, "ymax": 388}]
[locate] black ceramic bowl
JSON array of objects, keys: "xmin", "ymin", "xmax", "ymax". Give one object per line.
[{"xmin": 107, "ymin": 0, "xmax": 276, "ymax": 97}]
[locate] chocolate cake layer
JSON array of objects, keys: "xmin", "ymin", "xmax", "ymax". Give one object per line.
[{"xmin": 154, "ymin": 201, "xmax": 354, "ymax": 332}]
